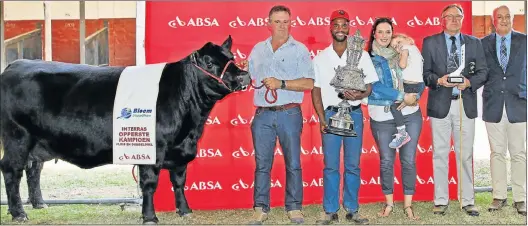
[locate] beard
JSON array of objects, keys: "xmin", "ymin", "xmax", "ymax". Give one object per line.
[{"xmin": 332, "ymin": 32, "xmax": 348, "ymax": 42}]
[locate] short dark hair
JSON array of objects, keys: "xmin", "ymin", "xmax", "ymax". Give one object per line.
[
  {"xmin": 441, "ymin": 4, "xmax": 464, "ymax": 16},
  {"xmin": 268, "ymin": 5, "xmax": 291, "ymax": 18}
]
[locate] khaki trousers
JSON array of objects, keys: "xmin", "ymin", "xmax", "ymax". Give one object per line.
[
  {"xmin": 431, "ymin": 99, "xmax": 475, "ymax": 206},
  {"xmin": 486, "ymin": 107, "xmax": 527, "ymax": 202}
]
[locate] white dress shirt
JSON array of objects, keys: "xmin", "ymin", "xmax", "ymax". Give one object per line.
[{"xmin": 313, "ymin": 44, "xmax": 379, "ymax": 110}]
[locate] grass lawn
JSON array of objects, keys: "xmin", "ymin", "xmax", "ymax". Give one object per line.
[{"xmin": 1, "ymin": 191, "xmax": 526, "ymax": 225}]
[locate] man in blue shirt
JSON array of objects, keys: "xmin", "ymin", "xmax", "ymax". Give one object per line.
[
  {"xmin": 481, "ymin": 5, "xmax": 527, "ymax": 216},
  {"xmin": 245, "ymin": 5, "xmax": 315, "ymax": 225},
  {"xmin": 422, "ymin": 4, "xmax": 488, "ymax": 216}
]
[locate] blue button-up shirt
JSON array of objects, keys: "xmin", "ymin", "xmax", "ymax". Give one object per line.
[
  {"xmin": 444, "ymin": 32, "xmax": 461, "ymax": 95},
  {"xmin": 496, "ymin": 31, "xmax": 512, "ymax": 68},
  {"xmin": 248, "ymin": 35, "xmax": 315, "ymax": 107}
]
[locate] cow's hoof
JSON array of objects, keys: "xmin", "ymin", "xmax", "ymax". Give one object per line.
[
  {"xmin": 143, "ymin": 221, "xmax": 157, "ymax": 225},
  {"xmin": 12, "ymin": 215, "xmax": 28, "ymax": 222},
  {"xmin": 33, "ymin": 203, "xmax": 48, "ymax": 209}
]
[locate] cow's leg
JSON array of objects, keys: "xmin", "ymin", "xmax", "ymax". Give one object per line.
[
  {"xmin": 169, "ymin": 165, "xmax": 192, "ymax": 217},
  {"xmin": 1, "ymin": 123, "xmax": 32, "ymax": 222},
  {"xmin": 25, "ymin": 161, "xmax": 47, "ymax": 209},
  {"xmin": 139, "ymin": 165, "xmax": 161, "ymax": 224}
]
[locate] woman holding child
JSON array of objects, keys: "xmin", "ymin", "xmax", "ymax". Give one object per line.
[{"xmin": 366, "ymin": 17, "xmax": 424, "ymax": 220}]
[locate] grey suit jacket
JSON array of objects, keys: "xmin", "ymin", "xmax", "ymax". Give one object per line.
[
  {"xmin": 422, "ymin": 32, "xmax": 489, "ymax": 119},
  {"xmin": 481, "ymin": 31, "xmax": 527, "ymax": 123}
]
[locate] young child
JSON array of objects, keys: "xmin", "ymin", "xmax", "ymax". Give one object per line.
[{"xmin": 387, "ymin": 33, "xmax": 424, "ymax": 149}]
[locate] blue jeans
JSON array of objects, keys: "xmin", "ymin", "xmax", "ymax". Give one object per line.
[
  {"xmin": 370, "ymin": 109, "xmax": 422, "ymax": 195},
  {"xmin": 251, "ymin": 105, "xmax": 303, "ymax": 212},
  {"xmin": 322, "ymin": 107, "xmax": 364, "ymax": 213}
]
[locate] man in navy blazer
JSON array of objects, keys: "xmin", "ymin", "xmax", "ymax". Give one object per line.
[
  {"xmin": 481, "ymin": 5, "xmax": 527, "ymax": 216},
  {"xmin": 422, "ymin": 4, "xmax": 488, "ymax": 217}
]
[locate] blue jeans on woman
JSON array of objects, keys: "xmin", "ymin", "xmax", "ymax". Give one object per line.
[
  {"xmin": 251, "ymin": 105, "xmax": 304, "ymax": 213},
  {"xmin": 322, "ymin": 107, "xmax": 364, "ymax": 214},
  {"xmin": 370, "ymin": 110, "xmax": 422, "ymax": 195}
]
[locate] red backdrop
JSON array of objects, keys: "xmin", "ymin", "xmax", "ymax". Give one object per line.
[{"xmin": 145, "ymin": 1, "xmax": 473, "ymax": 211}]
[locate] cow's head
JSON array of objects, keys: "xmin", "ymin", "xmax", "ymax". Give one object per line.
[{"xmin": 190, "ymin": 36, "xmax": 250, "ymax": 93}]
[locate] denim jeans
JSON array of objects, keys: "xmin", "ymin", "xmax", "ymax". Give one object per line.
[
  {"xmin": 251, "ymin": 105, "xmax": 303, "ymax": 212},
  {"xmin": 370, "ymin": 109, "xmax": 422, "ymax": 195},
  {"xmin": 322, "ymin": 107, "xmax": 363, "ymax": 213}
]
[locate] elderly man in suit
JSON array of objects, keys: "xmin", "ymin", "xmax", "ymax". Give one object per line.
[
  {"xmin": 481, "ymin": 5, "xmax": 527, "ymax": 216},
  {"xmin": 422, "ymin": 4, "xmax": 488, "ymax": 216}
]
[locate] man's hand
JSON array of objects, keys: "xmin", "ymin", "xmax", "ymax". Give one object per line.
[
  {"xmin": 238, "ymin": 60, "xmax": 249, "ymax": 71},
  {"xmin": 320, "ymin": 121, "xmax": 328, "ymax": 134},
  {"xmin": 262, "ymin": 77, "xmax": 281, "ymax": 90},
  {"xmin": 437, "ymin": 74, "xmax": 457, "ymax": 87},
  {"xmin": 343, "ymin": 90, "xmax": 364, "ymax": 100},
  {"xmin": 457, "ymin": 77, "xmax": 471, "ymax": 90}
]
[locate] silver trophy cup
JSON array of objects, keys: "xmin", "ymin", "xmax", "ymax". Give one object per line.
[{"xmin": 325, "ymin": 29, "xmax": 367, "ymax": 137}]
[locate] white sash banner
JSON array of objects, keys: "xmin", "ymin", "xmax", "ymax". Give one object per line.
[{"xmin": 112, "ymin": 63, "xmax": 166, "ymax": 165}]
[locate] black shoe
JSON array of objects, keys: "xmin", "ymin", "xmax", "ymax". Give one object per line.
[
  {"xmin": 315, "ymin": 212, "xmax": 338, "ymax": 225},
  {"xmin": 462, "ymin": 205, "xmax": 480, "ymax": 217},
  {"xmin": 346, "ymin": 212, "xmax": 369, "ymax": 225}
]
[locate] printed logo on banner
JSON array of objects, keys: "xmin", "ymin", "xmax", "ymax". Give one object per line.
[
  {"xmin": 230, "ymin": 114, "xmax": 253, "ymax": 126},
  {"xmin": 168, "ymin": 16, "xmax": 219, "ymax": 28},
  {"xmin": 416, "ymin": 175, "xmax": 458, "ymax": 185},
  {"xmin": 196, "ymin": 148, "xmax": 223, "ymax": 158},
  {"xmin": 361, "ymin": 145, "xmax": 378, "ymax": 154},
  {"xmin": 231, "ymin": 179, "xmax": 282, "ymax": 191},
  {"xmin": 206, "ymin": 116, "xmax": 221, "ymax": 125},
  {"xmin": 233, "ymin": 49, "xmax": 247, "ymax": 59},
  {"xmin": 229, "ymin": 17, "xmax": 270, "ymax": 28},
  {"xmin": 232, "ymin": 147, "xmax": 254, "ymax": 158},
  {"xmin": 302, "ymin": 178, "xmax": 324, "ymax": 187},
  {"xmin": 301, "ymin": 146, "xmax": 323, "ymax": 155},
  {"xmin": 417, "ymin": 144, "xmax": 433, "ymax": 153},
  {"xmin": 302, "ymin": 114, "xmax": 320, "ymax": 124},
  {"xmin": 407, "ymin": 16, "xmax": 441, "ymax": 27},
  {"xmin": 361, "ymin": 176, "xmax": 400, "ymax": 185},
  {"xmin": 349, "ymin": 17, "xmax": 398, "ymax": 27},
  {"xmin": 172, "ymin": 181, "xmax": 223, "ymax": 191},
  {"xmin": 117, "ymin": 107, "xmax": 153, "ymax": 119},
  {"xmin": 308, "ymin": 49, "xmax": 325, "ymax": 58}
]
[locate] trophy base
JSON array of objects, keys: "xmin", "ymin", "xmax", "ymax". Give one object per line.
[
  {"xmin": 447, "ymin": 76, "xmax": 464, "ymax": 83},
  {"xmin": 325, "ymin": 127, "xmax": 358, "ymax": 137}
]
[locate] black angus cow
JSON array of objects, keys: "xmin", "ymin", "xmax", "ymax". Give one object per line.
[{"xmin": 0, "ymin": 36, "xmax": 250, "ymax": 224}]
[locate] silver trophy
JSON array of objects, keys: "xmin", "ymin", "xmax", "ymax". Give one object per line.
[{"xmin": 325, "ymin": 29, "xmax": 367, "ymax": 137}]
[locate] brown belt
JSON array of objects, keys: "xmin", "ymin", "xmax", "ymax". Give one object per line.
[{"xmin": 258, "ymin": 103, "xmax": 300, "ymax": 111}]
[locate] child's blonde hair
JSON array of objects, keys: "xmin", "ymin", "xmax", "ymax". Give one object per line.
[{"xmin": 392, "ymin": 33, "xmax": 415, "ymax": 45}]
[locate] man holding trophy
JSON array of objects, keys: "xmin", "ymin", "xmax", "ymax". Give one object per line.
[
  {"xmin": 422, "ymin": 4, "xmax": 488, "ymax": 216},
  {"xmin": 311, "ymin": 9, "xmax": 378, "ymax": 224}
]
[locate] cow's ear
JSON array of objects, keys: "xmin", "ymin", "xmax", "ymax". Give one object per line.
[{"xmin": 222, "ymin": 35, "xmax": 232, "ymax": 50}]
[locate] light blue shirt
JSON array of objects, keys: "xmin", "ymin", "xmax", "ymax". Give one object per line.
[
  {"xmin": 248, "ymin": 35, "xmax": 315, "ymax": 107},
  {"xmin": 444, "ymin": 32, "xmax": 461, "ymax": 95},
  {"xmin": 496, "ymin": 31, "xmax": 512, "ymax": 69}
]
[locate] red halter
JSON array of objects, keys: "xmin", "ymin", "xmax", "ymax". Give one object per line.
[{"xmin": 190, "ymin": 51, "xmax": 235, "ymax": 91}]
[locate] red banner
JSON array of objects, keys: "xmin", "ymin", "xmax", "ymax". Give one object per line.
[{"xmin": 145, "ymin": 1, "xmax": 473, "ymax": 211}]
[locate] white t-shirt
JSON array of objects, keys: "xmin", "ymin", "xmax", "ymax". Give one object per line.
[
  {"xmin": 313, "ymin": 45, "xmax": 379, "ymax": 109},
  {"xmin": 401, "ymin": 44, "xmax": 424, "ymax": 83}
]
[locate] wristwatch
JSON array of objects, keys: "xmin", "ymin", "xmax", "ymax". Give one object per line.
[{"xmin": 281, "ymin": 80, "xmax": 286, "ymax": 89}]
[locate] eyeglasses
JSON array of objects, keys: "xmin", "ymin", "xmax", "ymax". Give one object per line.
[{"xmin": 443, "ymin": 14, "xmax": 463, "ymax": 21}]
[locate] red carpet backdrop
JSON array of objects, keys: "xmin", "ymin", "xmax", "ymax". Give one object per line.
[{"xmin": 144, "ymin": 1, "xmax": 473, "ymax": 211}]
